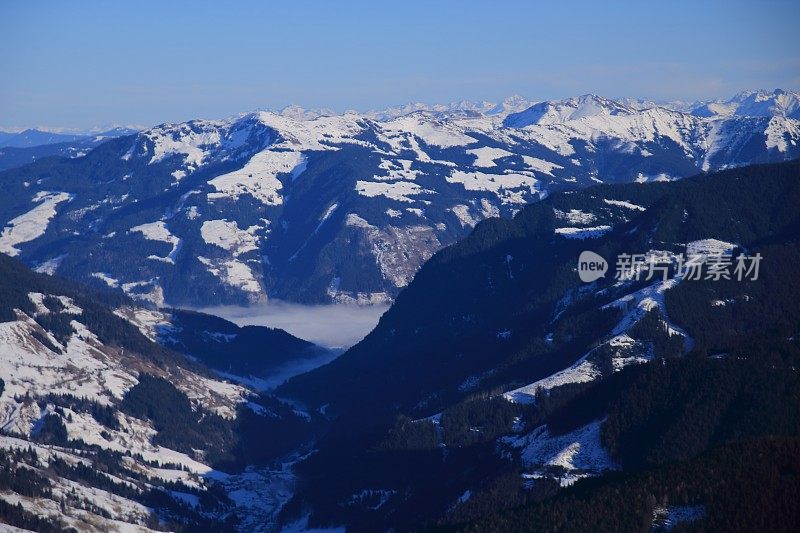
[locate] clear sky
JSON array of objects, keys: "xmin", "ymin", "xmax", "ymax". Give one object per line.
[{"xmin": 1, "ymin": 0, "xmax": 799, "ymax": 130}]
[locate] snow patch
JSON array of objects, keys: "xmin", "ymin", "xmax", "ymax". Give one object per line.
[
  {"xmin": 0, "ymin": 192, "xmax": 73, "ymax": 256},
  {"xmin": 208, "ymin": 150, "xmax": 305, "ymax": 205},
  {"xmin": 504, "ymin": 352, "xmax": 601, "ymax": 404},
  {"xmin": 603, "ymin": 198, "xmax": 646, "ymax": 211},
  {"xmin": 128, "ymin": 221, "xmax": 181, "ymax": 264},
  {"xmin": 450, "ymin": 204, "xmax": 477, "ymax": 227},
  {"xmin": 200, "ymin": 219, "xmax": 260, "ymax": 255},
  {"xmin": 685, "ymin": 238, "xmax": 737, "ymax": 256},
  {"xmin": 446, "ymin": 170, "xmax": 537, "ymax": 205},
  {"xmin": 502, "ymin": 419, "xmax": 617, "ymax": 487},
  {"xmin": 554, "ymin": 208, "xmax": 597, "ymax": 225},
  {"xmin": 92, "ymin": 272, "xmax": 120, "ymax": 288},
  {"xmin": 198, "ymin": 257, "xmax": 262, "ymax": 294},
  {"xmin": 355, "ymin": 180, "xmax": 433, "ymax": 203},
  {"xmin": 554, "ymin": 225, "xmax": 611, "ymax": 239},
  {"xmin": 468, "ymin": 146, "xmax": 514, "ymax": 167}
]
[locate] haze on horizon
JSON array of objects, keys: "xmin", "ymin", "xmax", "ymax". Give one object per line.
[{"xmin": 1, "ymin": 0, "xmax": 799, "ymax": 130}]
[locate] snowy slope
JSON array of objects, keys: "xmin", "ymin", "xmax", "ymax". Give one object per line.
[
  {"xmin": 0, "ymin": 257, "xmax": 320, "ymax": 531},
  {"xmin": 1, "ymin": 89, "xmax": 797, "ymax": 305}
]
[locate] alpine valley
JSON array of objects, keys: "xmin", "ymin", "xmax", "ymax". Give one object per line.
[
  {"xmin": 1, "ymin": 89, "xmax": 800, "ymax": 532},
  {"xmin": 0, "ymin": 89, "xmax": 798, "ymax": 306}
]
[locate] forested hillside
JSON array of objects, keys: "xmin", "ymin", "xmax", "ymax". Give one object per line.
[
  {"xmin": 0, "ymin": 254, "xmax": 322, "ymax": 531},
  {"xmin": 274, "ymin": 160, "xmax": 800, "ymax": 530}
]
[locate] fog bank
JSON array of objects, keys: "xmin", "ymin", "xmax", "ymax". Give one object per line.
[{"xmin": 195, "ymin": 300, "xmax": 390, "ymax": 349}]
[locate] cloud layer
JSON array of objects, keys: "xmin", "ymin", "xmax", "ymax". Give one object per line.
[{"xmin": 195, "ymin": 300, "xmax": 390, "ymax": 349}]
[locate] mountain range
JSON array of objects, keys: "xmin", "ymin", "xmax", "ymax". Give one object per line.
[
  {"xmin": 0, "ymin": 127, "xmax": 140, "ymax": 149},
  {"xmin": 1, "ymin": 160, "xmax": 798, "ymax": 531},
  {"xmin": 0, "ymin": 89, "xmax": 798, "ymax": 306},
  {"xmin": 273, "ymin": 159, "xmax": 800, "ymax": 530},
  {"xmin": 0, "ymin": 127, "xmax": 140, "ymax": 172},
  {"xmin": 0, "ymin": 251, "xmax": 325, "ymax": 530}
]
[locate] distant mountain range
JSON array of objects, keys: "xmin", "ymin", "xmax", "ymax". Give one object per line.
[
  {"xmin": 0, "ymin": 129, "xmax": 88, "ymax": 148},
  {"xmin": 0, "ymin": 127, "xmax": 139, "ymax": 148},
  {"xmin": 0, "ymin": 127, "xmax": 140, "ymax": 172},
  {"xmin": 0, "ymin": 89, "xmax": 798, "ymax": 307}
]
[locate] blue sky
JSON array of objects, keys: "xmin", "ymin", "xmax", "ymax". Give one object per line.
[{"xmin": 1, "ymin": 0, "xmax": 798, "ymax": 129}]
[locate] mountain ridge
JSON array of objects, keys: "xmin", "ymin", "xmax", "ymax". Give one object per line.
[
  {"xmin": 0, "ymin": 90, "xmax": 798, "ymax": 307},
  {"xmin": 267, "ymin": 160, "xmax": 800, "ymax": 530},
  {"xmin": 1, "ymin": 160, "xmax": 799, "ymax": 531}
]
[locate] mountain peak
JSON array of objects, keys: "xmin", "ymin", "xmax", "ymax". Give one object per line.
[
  {"xmin": 689, "ymin": 89, "xmax": 800, "ymax": 118},
  {"xmin": 502, "ymin": 93, "xmax": 633, "ymax": 128},
  {"xmin": 278, "ymin": 105, "xmax": 337, "ymax": 120}
]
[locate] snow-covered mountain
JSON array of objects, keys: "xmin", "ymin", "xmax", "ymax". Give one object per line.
[
  {"xmin": 0, "ymin": 90, "xmax": 798, "ymax": 306},
  {"xmin": 0, "ymin": 253, "xmax": 323, "ymax": 531},
  {"xmin": 363, "ymin": 95, "xmax": 533, "ymax": 121},
  {"xmin": 271, "ymin": 160, "xmax": 800, "ymax": 530},
  {"xmin": 1, "ymin": 161, "xmax": 799, "ymax": 531},
  {"xmin": 0, "ymin": 127, "xmax": 139, "ymax": 149},
  {"xmin": 0, "ymin": 127, "xmax": 141, "ymax": 172},
  {"xmin": 0, "ymin": 129, "xmax": 89, "ymax": 149},
  {"xmin": 690, "ymin": 88, "xmax": 800, "ymax": 118}
]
